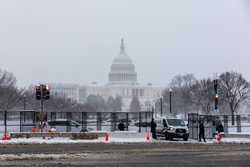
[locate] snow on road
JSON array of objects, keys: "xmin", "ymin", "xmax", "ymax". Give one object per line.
[
  {"xmin": 0, "ymin": 153, "xmax": 89, "ymax": 161},
  {"xmin": 0, "ymin": 136, "xmax": 249, "ymax": 144}
]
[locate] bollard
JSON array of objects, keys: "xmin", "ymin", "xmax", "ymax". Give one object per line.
[{"xmin": 104, "ymin": 133, "xmax": 110, "ymax": 143}]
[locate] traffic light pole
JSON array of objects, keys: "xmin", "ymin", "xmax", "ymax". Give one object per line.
[
  {"xmin": 214, "ymin": 79, "xmax": 219, "ymax": 112},
  {"xmin": 160, "ymin": 97, "xmax": 163, "ymax": 117},
  {"xmin": 40, "ymin": 85, "xmax": 44, "ymax": 133},
  {"xmin": 35, "ymin": 84, "xmax": 50, "ymax": 135}
]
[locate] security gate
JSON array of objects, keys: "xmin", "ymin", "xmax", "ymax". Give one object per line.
[{"xmin": 188, "ymin": 113, "xmax": 241, "ymax": 140}]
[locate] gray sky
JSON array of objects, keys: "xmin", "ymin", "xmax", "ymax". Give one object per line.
[{"xmin": 0, "ymin": 0, "xmax": 250, "ymax": 88}]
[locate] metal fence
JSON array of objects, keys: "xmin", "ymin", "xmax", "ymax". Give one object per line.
[
  {"xmin": 0, "ymin": 110, "xmax": 153, "ymax": 134},
  {"xmin": 188, "ymin": 113, "xmax": 250, "ymax": 139}
]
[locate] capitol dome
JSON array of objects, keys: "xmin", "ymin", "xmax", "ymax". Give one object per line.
[{"xmin": 108, "ymin": 39, "xmax": 138, "ymax": 85}]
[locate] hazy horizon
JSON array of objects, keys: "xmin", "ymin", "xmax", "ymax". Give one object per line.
[{"xmin": 0, "ymin": 0, "xmax": 250, "ymax": 88}]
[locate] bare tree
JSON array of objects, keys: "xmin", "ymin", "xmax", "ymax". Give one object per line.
[
  {"xmin": 22, "ymin": 87, "xmax": 81, "ymax": 113},
  {"xmin": 85, "ymin": 95, "xmax": 106, "ymax": 112},
  {"xmin": 162, "ymin": 74, "xmax": 196, "ymax": 118},
  {"xmin": 219, "ymin": 72, "xmax": 250, "ymax": 125},
  {"xmin": 0, "ymin": 70, "xmax": 24, "ymax": 111},
  {"xmin": 130, "ymin": 96, "xmax": 141, "ymax": 112},
  {"xmin": 170, "ymin": 73, "xmax": 196, "ymax": 88},
  {"xmin": 191, "ymin": 79, "xmax": 214, "ymax": 114},
  {"xmin": 106, "ymin": 96, "xmax": 115, "ymax": 112},
  {"xmin": 113, "ymin": 96, "xmax": 122, "ymax": 112}
]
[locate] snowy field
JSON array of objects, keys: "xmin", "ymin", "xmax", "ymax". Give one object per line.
[{"xmin": 228, "ymin": 122, "xmax": 250, "ymax": 134}]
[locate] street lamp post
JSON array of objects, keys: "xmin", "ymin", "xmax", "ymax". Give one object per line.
[
  {"xmin": 160, "ymin": 96, "xmax": 163, "ymax": 117},
  {"xmin": 20, "ymin": 94, "xmax": 26, "ymax": 132},
  {"xmin": 169, "ymin": 88, "xmax": 172, "ymax": 113}
]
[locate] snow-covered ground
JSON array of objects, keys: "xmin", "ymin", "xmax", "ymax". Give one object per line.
[
  {"xmin": 0, "ymin": 137, "xmax": 148, "ymax": 144},
  {"xmin": 0, "ymin": 136, "xmax": 249, "ymax": 144}
]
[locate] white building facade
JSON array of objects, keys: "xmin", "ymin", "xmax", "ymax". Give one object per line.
[{"xmin": 50, "ymin": 39, "xmax": 164, "ymax": 111}]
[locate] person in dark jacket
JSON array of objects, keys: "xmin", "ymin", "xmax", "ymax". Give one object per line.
[
  {"xmin": 216, "ymin": 121, "xmax": 224, "ymax": 133},
  {"xmin": 118, "ymin": 121, "xmax": 125, "ymax": 131},
  {"xmin": 163, "ymin": 119, "xmax": 167, "ymax": 128},
  {"xmin": 199, "ymin": 120, "xmax": 206, "ymax": 142},
  {"xmin": 151, "ymin": 118, "xmax": 157, "ymax": 139}
]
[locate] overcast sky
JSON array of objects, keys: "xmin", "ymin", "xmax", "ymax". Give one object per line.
[{"xmin": 0, "ymin": 0, "xmax": 250, "ymax": 88}]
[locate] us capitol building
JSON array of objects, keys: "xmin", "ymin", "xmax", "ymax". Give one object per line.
[{"xmin": 50, "ymin": 39, "xmax": 164, "ymax": 112}]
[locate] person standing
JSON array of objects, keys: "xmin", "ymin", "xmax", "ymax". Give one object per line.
[
  {"xmin": 216, "ymin": 121, "xmax": 224, "ymax": 134},
  {"xmin": 199, "ymin": 121, "xmax": 206, "ymax": 142},
  {"xmin": 151, "ymin": 118, "xmax": 157, "ymax": 139},
  {"xmin": 118, "ymin": 121, "xmax": 125, "ymax": 131},
  {"xmin": 163, "ymin": 119, "xmax": 167, "ymax": 128}
]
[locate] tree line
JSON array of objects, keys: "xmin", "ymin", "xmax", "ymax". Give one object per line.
[
  {"xmin": 0, "ymin": 68, "xmax": 124, "ymax": 113},
  {"xmin": 160, "ymin": 72, "xmax": 250, "ymax": 124},
  {"xmin": 1, "ymin": 68, "xmax": 250, "ymax": 121}
]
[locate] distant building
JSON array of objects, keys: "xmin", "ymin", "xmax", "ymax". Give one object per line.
[
  {"xmin": 49, "ymin": 83, "xmax": 81, "ymax": 102},
  {"xmin": 50, "ymin": 39, "xmax": 164, "ymax": 111}
]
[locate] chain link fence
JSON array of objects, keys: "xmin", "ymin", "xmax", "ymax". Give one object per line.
[
  {"xmin": 0, "ymin": 110, "xmax": 153, "ymax": 134},
  {"xmin": 188, "ymin": 113, "xmax": 250, "ymax": 139}
]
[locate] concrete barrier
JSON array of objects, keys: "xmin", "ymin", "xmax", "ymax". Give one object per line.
[
  {"xmin": 10, "ymin": 131, "xmax": 148, "ymax": 140},
  {"xmin": 110, "ymin": 131, "xmax": 147, "ymax": 139},
  {"xmin": 10, "ymin": 132, "xmax": 107, "ymax": 139}
]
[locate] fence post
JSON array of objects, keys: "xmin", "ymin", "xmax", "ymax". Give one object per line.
[
  {"xmin": 81, "ymin": 112, "xmax": 87, "ymax": 131},
  {"xmin": 66, "ymin": 112, "xmax": 72, "ymax": 132},
  {"xmin": 223, "ymin": 115, "xmax": 228, "ymax": 134},
  {"xmin": 20, "ymin": 111, "xmax": 22, "ymax": 132},
  {"xmin": 111, "ymin": 113, "xmax": 117, "ymax": 132},
  {"xmin": 97, "ymin": 112, "xmax": 102, "ymax": 131},
  {"xmin": 236, "ymin": 115, "xmax": 241, "ymax": 133},
  {"xmin": 4, "ymin": 110, "xmax": 7, "ymax": 135},
  {"xmin": 139, "ymin": 112, "xmax": 142, "ymax": 133},
  {"xmin": 33, "ymin": 112, "xmax": 36, "ymax": 124},
  {"xmin": 126, "ymin": 113, "xmax": 129, "ymax": 131}
]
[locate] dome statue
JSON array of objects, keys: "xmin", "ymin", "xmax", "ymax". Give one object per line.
[{"xmin": 108, "ymin": 39, "xmax": 137, "ymax": 85}]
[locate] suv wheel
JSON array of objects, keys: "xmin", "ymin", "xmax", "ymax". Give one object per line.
[
  {"xmin": 183, "ymin": 137, "xmax": 188, "ymax": 141},
  {"xmin": 165, "ymin": 133, "xmax": 172, "ymax": 140}
]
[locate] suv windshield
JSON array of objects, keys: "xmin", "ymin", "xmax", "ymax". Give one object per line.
[{"xmin": 167, "ymin": 119, "xmax": 185, "ymax": 126}]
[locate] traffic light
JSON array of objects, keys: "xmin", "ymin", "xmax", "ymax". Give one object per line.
[
  {"xmin": 215, "ymin": 94, "xmax": 219, "ymax": 110},
  {"xmin": 42, "ymin": 84, "xmax": 50, "ymax": 100},
  {"xmin": 35, "ymin": 84, "xmax": 50, "ymax": 100},
  {"xmin": 44, "ymin": 85, "xmax": 50, "ymax": 100},
  {"xmin": 35, "ymin": 86, "xmax": 41, "ymax": 100}
]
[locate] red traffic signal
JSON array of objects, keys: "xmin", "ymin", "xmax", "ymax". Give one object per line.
[{"xmin": 215, "ymin": 94, "xmax": 219, "ymax": 110}]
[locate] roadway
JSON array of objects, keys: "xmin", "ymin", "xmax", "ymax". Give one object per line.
[{"xmin": 1, "ymin": 143, "xmax": 250, "ymax": 167}]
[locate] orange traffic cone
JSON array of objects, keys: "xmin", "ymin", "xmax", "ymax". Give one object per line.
[
  {"xmin": 2, "ymin": 133, "xmax": 11, "ymax": 141},
  {"xmin": 32, "ymin": 127, "xmax": 37, "ymax": 133},
  {"xmin": 146, "ymin": 132, "xmax": 152, "ymax": 143},
  {"xmin": 215, "ymin": 133, "xmax": 222, "ymax": 144},
  {"xmin": 104, "ymin": 133, "xmax": 110, "ymax": 143}
]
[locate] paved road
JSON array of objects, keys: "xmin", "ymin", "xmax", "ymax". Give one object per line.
[{"xmin": 1, "ymin": 143, "xmax": 250, "ymax": 167}]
